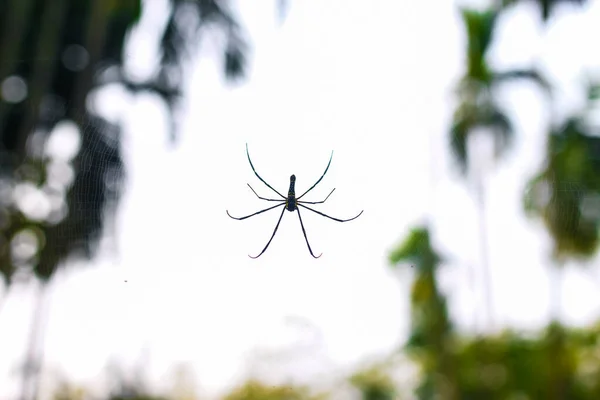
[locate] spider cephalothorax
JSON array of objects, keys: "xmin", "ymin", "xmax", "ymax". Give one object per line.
[{"xmin": 226, "ymin": 144, "xmax": 363, "ymax": 258}]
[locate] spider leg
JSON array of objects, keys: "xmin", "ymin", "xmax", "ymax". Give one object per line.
[
  {"xmin": 227, "ymin": 202, "xmax": 285, "ymax": 220},
  {"xmin": 247, "ymin": 183, "xmax": 284, "ymax": 202},
  {"xmin": 297, "ymin": 150, "xmax": 333, "ymax": 200},
  {"xmin": 246, "ymin": 143, "xmax": 286, "ymax": 199},
  {"xmin": 296, "ymin": 207, "xmax": 322, "ymax": 258},
  {"xmin": 297, "ymin": 188, "xmax": 336, "ymax": 205},
  {"xmin": 297, "ymin": 203, "xmax": 363, "ymax": 222},
  {"xmin": 249, "ymin": 206, "xmax": 287, "ymax": 259}
]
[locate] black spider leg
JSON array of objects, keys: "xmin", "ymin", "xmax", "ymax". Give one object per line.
[
  {"xmin": 297, "ymin": 150, "xmax": 333, "ymax": 200},
  {"xmin": 246, "ymin": 143, "xmax": 286, "ymax": 199},
  {"xmin": 227, "ymin": 202, "xmax": 285, "ymax": 220},
  {"xmin": 249, "ymin": 206, "xmax": 287, "ymax": 259},
  {"xmin": 297, "ymin": 188, "xmax": 336, "ymax": 205},
  {"xmin": 247, "ymin": 184, "xmax": 283, "ymax": 202},
  {"xmin": 297, "ymin": 203, "xmax": 363, "ymax": 222},
  {"xmin": 296, "ymin": 207, "xmax": 322, "ymax": 258}
]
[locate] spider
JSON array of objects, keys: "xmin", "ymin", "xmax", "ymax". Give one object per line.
[{"xmin": 226, "ymin": 144, "xmax": 363, "ymax": 259}]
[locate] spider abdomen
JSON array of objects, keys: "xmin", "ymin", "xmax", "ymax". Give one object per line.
[{"xmin": 286, "ymin": 198, "xmax": 297, "ymax": 212}]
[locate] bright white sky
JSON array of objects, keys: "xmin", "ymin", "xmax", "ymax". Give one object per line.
[{"xmin": 2, "ymin": 0, "xmax": 600, "ymax": 398}]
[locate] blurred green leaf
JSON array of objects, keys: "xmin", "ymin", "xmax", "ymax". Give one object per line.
[
  {"xmin": 222, "ymin": 380, "xmax": 319, "ymax": 400},
  {"xmin": 450, "ymin": 99, "xmax": 514, "ymax": 172},
  {"xmin": 523, "ymin": 112, "xmax": 600, "ymax": 260},
  {"xmin": 389, "ymin": 227, "xmax": 441, "ymax": 268},
  {"xmin": 350, "ymin": 365, "xmax": 397, "ymax": 400},
  {"xmin": 493, "ymin": 68, "xmax": 553, "ymax": 95},
  {"xmin": 460, "ymin": 8, "xmax": 498, "ymax": 83}
]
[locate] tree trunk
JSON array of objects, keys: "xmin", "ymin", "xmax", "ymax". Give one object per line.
[
  {"xmin": 468, "ymin": 131, "xmax": 494, "ymax": 332},
  {"xmin": 550, "ymin": 261, "xmax": 563, "ymax": 322},
  {"xmin": 19, "ymin": 281, "xmax": 49, "ymax": 400},
  {"xmin": 0, "ymin": 284, "xmax": 9, "ymax": 325},
  {"xmin": 476, "ymin": 171, "xmax": 493, "ymax": 330}
]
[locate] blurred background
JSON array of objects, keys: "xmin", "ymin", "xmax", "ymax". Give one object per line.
[{"xmin": 2, "ymin": 0, "xmax": 600, "ymax": 399}]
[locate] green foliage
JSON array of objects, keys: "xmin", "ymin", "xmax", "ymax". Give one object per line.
[
  {"xmin": 460, "ymin": 8, "xmax": 497, "ymax": 83},
  {"xmin": 450, "ymin": 98, "xmax": 514, "ymax": 171},
  {"xmin": 389, "ymin": 227, "xmax": 441, "ymax": 269},
  {"xmin": 222, "ymin": 380, "xmax": 318, "ymax": 400},
  {"xmin": 524, "ymin": 80, "xmax": 600, "ymax": 260},
  {"xmin": 389, "ymin": 227, "xmax": 451, "ymax": 348},
  {"xmin": 493, "ymin": 69, "xmax": 552, "ymax": 94},
  {"xmin": 449, "ymin": 322, "xmax": 600, "ymax": 399},
  {"xmin": 47, "ymin": 320, "xmax": 600, "ymax": 400},
  {"xmin": 52, "ymin": 383, "xmax": 87, "ymax": 400},
  {"xmin": 389, "ymin": 225, "xmax": 600, "ymax": 399},
  {"xmin": 389, "ymin": 226, "xmax": 457, "ymax": 399},
  {"xmin": 51, "ymin": 377, "xmax": 171, "ymax": 400},
  {"xmin": 109, "ymin": 396, "xmax": 169, "ymax": 400},
  {"xmin": 350, "ymin": 365, "xmax": 398, "ymax": 400},
  {"xmin": 587, "ymin": 80, "xmax": 600, "ymax": 101}
]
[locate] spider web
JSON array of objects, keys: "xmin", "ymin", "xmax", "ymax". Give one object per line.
[
  {"xmin": 5, "ymin": 99, "xmax": 126, "ymax": 284},
  {"xmin": 551, "ymin": 181, "xmax": 585, "ymax": 231},
  {"xmin": 0, "ymin": 68, "xmax": 133, "ymax": 400}
]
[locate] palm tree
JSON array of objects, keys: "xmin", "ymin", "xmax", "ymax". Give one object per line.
[
  {"xmin": 450, "ymin": 6, "xmax": 552, "ymax": 331},
  {"xmin": 389, "ymin": 227, "xmax": 458, "ymax": 399}
]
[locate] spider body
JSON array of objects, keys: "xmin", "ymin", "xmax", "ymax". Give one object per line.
[
  {"xmin": 226, "ymin": 144, "xmax": 363, "ymax": 259},
  {"xmin": 286, "ymin": 175, "xmax": 297, "ymax": 212}
]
